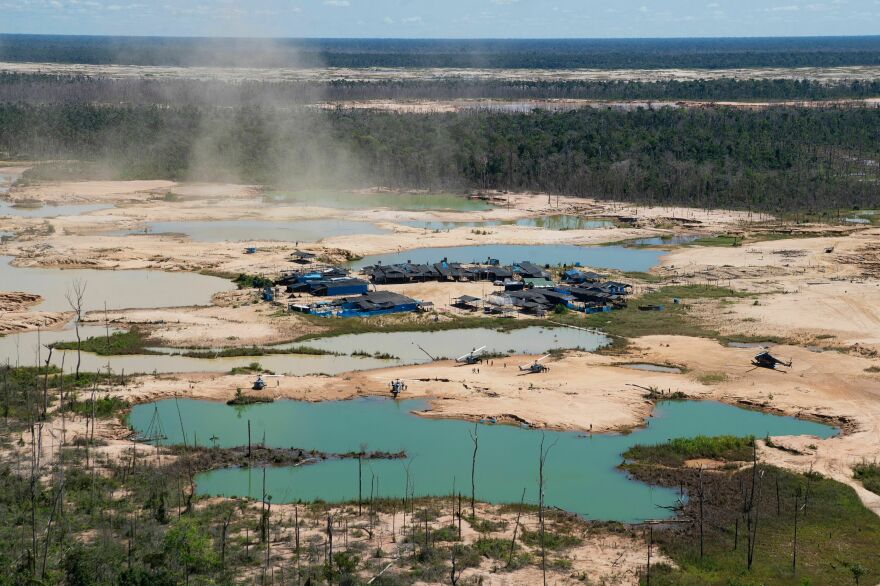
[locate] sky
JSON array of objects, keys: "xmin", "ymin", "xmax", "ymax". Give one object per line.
[{"xmin": 0, "ymin": 0, "xmax": 879, "ymax": 38}]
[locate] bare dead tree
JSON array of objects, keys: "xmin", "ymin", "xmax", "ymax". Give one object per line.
[
  {"xmin": 507, "ymin": 487, "xmax": 526, "ymax": 568},
  {"xmin": 792, "ymin": 487, "xmax": 805, "ymax": 575},
  {"xmin": 40, "ymin": 479, "xmax": 65, "ymax": 579},
  {"xmin": 40, "ymin": 346, "xmax": 52, "ymax": 420},
  {"xmin": 326, "ymin": 513, "xmax": 333, "ymax": 580},
  {"xmin": 451, "ymin": 476, "xmax": 456, "ymax": 526},
  {"xmin": 746, "ymin": 443, "xmax": 761, "ymax": 571},
  {"xmin": 104, "ymin": 301, "xmax": 110, "ymax": 351},
  {"xmin": 538, "ymin": 434, "xmax": 558, "ymax": 586},
  {"xmin": 457, "ymin": 492, "xmax": 462, "ymax": 540},
  {"xmin": 451, "ymin": 544, "xmax": 460, "ymax": 585},
  {"xmin": 65, "ymin": 280, "xmax": 86, "ymax": 380},
  {"xmin": 775, "ymin": 473, "xmax": 781, "ymax": 516},
  {"xmin": 358, "ymin": 444, "xmax": 365, "ymax": 515},
  {"xmin": 469, "ymin": 423, "xmax": 479, "ymax": 518},
  {"xmin": 698, "ymin": 466, "xmax": 705, "ymax": 558},
  {"xmin": 221, "ymin": 508, "xmax": 234, "ymax": 570},
  {"xmin": 2, "ymin": 360, "xmax": 9, "ymax": 421},
  {"xmin": 294, "ymin": 505, "xmax": 300, "ymax": 557}
]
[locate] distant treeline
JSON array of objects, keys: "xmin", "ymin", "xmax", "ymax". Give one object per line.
[
  {"xmin": 2, "ymin": 34, "xmax": 880, "ymax": 69},
  {"xmin": 1, "ymin": 103, "xmax": 878, "ymax": 212},
  {"xmin": 2, "ymin": 73, "xmax": 880, "ymax": 105}
]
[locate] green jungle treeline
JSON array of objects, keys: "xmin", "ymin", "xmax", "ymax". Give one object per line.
[{"xmin": 1, "ymin": 103, "xmax": 879, "ymax": 212}]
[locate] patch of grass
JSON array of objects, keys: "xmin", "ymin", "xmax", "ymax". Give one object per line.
[
  {"xmin": 519, "ymin": 529, "xmax": 582, "ymax": 551},
  {"xmin": 67, "ymin": 394, "xmax": 129, "ymax": 419},
  {"xmin": 234, "ymin": 273, "xmax": 274, "ymax": 289},
  {"xmin": 229, "ymin": 362, "xmax": 273, "ymax": 375},
  {"xmin": 471, "ymin": 537, "xmax": 508, "ymax": 559},
  {"xmin": 181, "ymin": 345, "xmax": 336, "ymax": 358},
  {"xmin": 853, "ymin": 461, "xmax": 880, "ymax": 496},
  {"xmin": 468, "ymin": 517, "xmax": 508, "ymax": 533},
  {"xmin": 552, "ymin": 285, "xmax": 752, "ymax": 347},
  {"xmin": 53, "ymin": 327, "xmax": 157, "ymax": 356},
  {"xmin": 696, "ymin": 372, "xmax": 728, "ymax": 385},
  {"xmin": 226, "ymin": 389, "xmax": 274, "ymax": 406},
  {"xmin": 429, "ymin": 525, "xmax": 460, "ymax": 543},
  {"xmin": 351, "ymin": 350, "xmax": 399, "ymax": 360},
  {"xmin": 687, "ymin": 234, "xmax": 743, "ymax": 247},
  {"xmin": 623, "ymin": 436, "xmax": 755, "ymax": 467},
  {"xmin": 0, "ymin": 365, "xmax": 122, "ymax": 420}
]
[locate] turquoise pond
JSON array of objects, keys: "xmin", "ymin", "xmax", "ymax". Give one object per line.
[
  {"xmin": 350, "ymin": 244, "xmax": 664, "ymax": 272},
  {"xmin": 128, "ymin": 398, "xmax": 835, "ymax": 522}
]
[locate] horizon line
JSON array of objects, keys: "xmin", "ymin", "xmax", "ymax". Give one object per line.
[{"xmin": 2, "ymin": 32, "xmax": 880, "ymax": 42}]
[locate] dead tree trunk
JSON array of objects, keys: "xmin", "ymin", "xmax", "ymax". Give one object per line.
[
  {"xmin": 327, "ymin": 513, "xmax": 333, "ymax": 579},
  {"xmin": 41, "ymin": 347, "xmax": 52, "ymax": 421},
  {"xmin": 507, "ymin": 487, "xmax": 526, "ymax": 568},
  {"xmin": 538, "ymin": 434, "xmax": 558, "ymax": 586},
  {"xmin": 698, "ymin": 467, "xmax": 705, "ymax": 558},
  {"xmin": 792, "ymin": 489, "xmax": 802, "ymax": 575},
  {"xmin": 65, "ymin": 280, "xmax": 86, "ymax": 380},
  {"xmin": 746, "ymin": 443, "xmax": 761, "ymax": 571},
  {"xmin": 221, "ymin": 509, "xmax": 234, "ymax": 569},
  {"xmin": 469, "ymin": 423, "xmax": 479, "ymax": 518}
]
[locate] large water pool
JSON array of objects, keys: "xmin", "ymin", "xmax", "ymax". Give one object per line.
[
  {"xmin": 0, "ymin": 325, "xmax": 607, "ymax": 375},
  {"xmin": 129, "ymin": 398, "xmax": 835, "ymax": 522},
  {"xmin": 0, "ymin": 256, "xmax": 235, "ymax": 313}
]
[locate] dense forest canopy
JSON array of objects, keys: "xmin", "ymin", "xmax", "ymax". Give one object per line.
[
  {"xmin": 2, "ymin": 35, "xmax": 880, "ymax": 69},
  {"xmin": 2, "ymin": 73, "xmax": 880, "ymax": 106},
  {"xmin": 1, "ymin": 103, "xmax": 877, "ymax": 212}
]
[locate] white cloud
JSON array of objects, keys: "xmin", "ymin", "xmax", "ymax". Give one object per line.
[{"xmin": 323, "ymin": 0, "xmax": 350, "ymax": 6}]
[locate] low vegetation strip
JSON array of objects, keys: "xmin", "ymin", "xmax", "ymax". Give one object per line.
[
  {"xmin": 180, "ymin": 346, "xmax": 338, "ymax": 358},
  {"xmin": 623, "ymin": 435, "xmax": 755, "ymax": 467},
  {"xmin": 853, "ymin": 461, "xmax": 880, "ymax": 496},
  {"xmin": 52, "ymin": 327, "xmax": 157, "ymax": 356},
  {"xmin": 624, "ymin": 437, "xmax": 880, "ymax": 585},
  {"xmin": 553, "ymin": 285, "xmax": 755, "ymax": 350}
]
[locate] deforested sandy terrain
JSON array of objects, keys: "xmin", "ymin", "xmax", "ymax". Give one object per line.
[
  {"xmin": 316, "ymin": 97, "xmax": 880, "ymax": 114},
  {"xmin": 4, "ymin": 61, "xmax": 880, "ymax": 83},
  {"xmin": 661, "ymin": 229, "xmax": 880, "ymax": 352},
  {"xmin": 5, "ymin": 179, "xmax": 257, "ymax": 204},
  {"xmin": 4, "ymin": 172, "xmax": 880, "ymax": 521},
  {"xmin": 85, "ymin": 290, "xmax": 327, "ymax": 348},
  {"xmin": 32, "ymin": 333, "xmax": 880, "ymax": 518}
]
